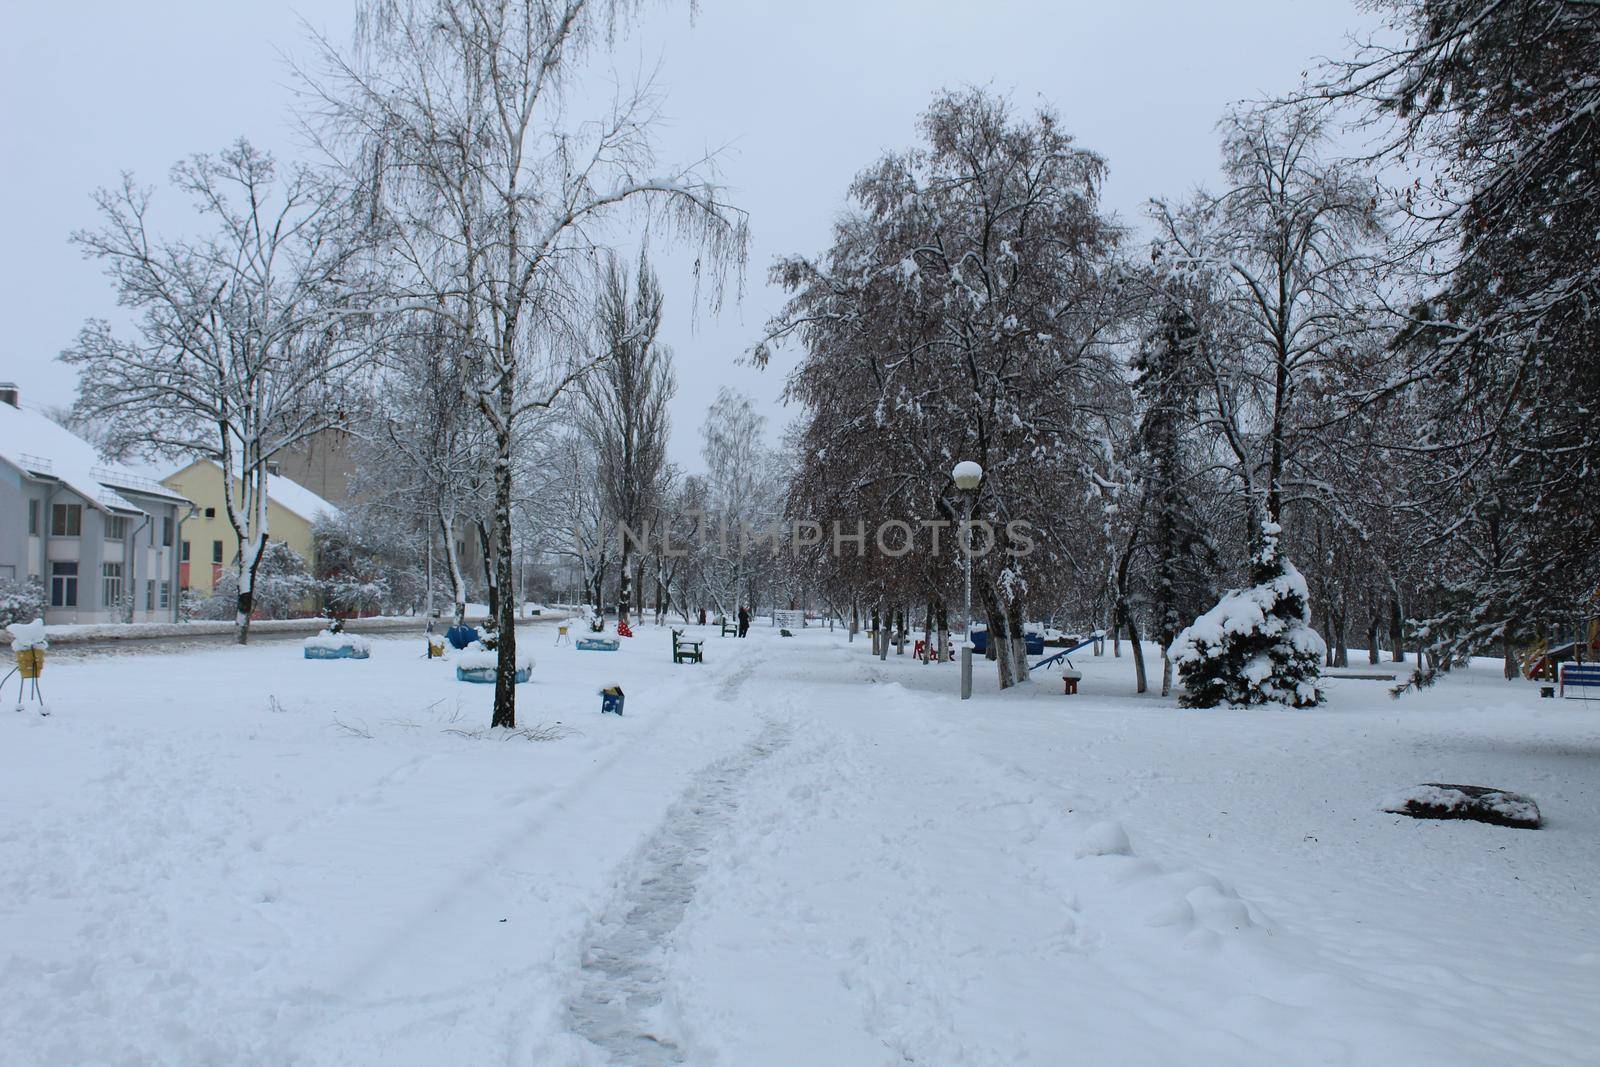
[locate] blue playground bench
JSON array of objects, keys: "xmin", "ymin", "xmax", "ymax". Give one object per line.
[{"xmin": 1558, "ymin": 662, "xmax": 1600, "ymax": 699}]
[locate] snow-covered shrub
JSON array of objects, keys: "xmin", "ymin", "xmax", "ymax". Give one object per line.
[
  {"xmin": 1171, "ymin": 520, "xmax": 1325, "ymax": 708},
  {"xmin": 194, "ymin": 541, "xmax": 318, "ymax": 619},
  {"xmin": 0, "ymin": 577, "xmax": 46, "ymax": 629},
  {"xmin": 313, "ymin": 512, "xmax": 424, "ymax": 616}
]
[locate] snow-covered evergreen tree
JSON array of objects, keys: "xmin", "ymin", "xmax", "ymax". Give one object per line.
[
  {"xmin": 1133, "ymin": 301, "xmax": 1220, "ymax": 696},
  {"xmin": 1172, "ymin": 518, "xmax": 1325, "ymax": 708}
]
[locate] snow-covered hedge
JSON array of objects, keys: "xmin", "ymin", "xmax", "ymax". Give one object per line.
[
  {"xmin": 1171, "ymin": 520, "xmax": 1324, "ymax": 708},
  {"xmin": 0, "ymin": 577, "xmax": 46, "ymax": 629},
  {"xmin": 302, "ymin": 629, "xmax": 373, "ymax": 654}
]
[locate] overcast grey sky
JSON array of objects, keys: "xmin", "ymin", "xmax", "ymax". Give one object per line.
[{"xmin": 0, "ymin": 0, "xmax": 1379, "ymax": 465}]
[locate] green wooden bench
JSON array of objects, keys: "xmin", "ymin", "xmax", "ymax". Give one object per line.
[{"xmin": 672, "ymin": 628, "xmax": 704, "ymax": 664}]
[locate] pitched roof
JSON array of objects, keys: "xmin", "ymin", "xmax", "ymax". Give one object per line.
[
  {"xmin": 164, "ymin": 459, "xmax": 343, "ymax": 524},
  {"xmin": 0, "ymin": 400, "xmax": 190, "ymax": 514}
]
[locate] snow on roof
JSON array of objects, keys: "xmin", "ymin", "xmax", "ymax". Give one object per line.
[
  {"xmin": 0, "ymin": 400, "xmax": 190, "ymax": 515},
  {"xmin": 170, "ymin": 460, "xmax": 343, "ymax": 524},
  {"xmin": 266, "ymin": 469, "xmax": 342, "ymax": 524}
]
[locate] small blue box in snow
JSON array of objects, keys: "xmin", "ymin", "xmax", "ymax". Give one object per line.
[{"xmin": 600, "ymin": 686, "xmax": 624, "ymax": 715}]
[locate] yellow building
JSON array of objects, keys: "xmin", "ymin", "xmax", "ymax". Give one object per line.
[{"xmin": 161, "ymin": 459, "xmax": 342, "ymax": 596}]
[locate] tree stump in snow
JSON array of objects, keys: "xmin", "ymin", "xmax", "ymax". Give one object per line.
[{"xmin": 1382, "ymin": 784, "xmax": 1541, "ymax": 829}]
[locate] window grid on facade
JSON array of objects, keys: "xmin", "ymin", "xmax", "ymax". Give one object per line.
[
  {"xmin": 51, "ymin": 503, "xmax": 81, "ymax": 537},
  {"xmin": 102, "ymin": 562, "xmax": 123, "ymax": 608},
  {"xmin": 50, "ymin": 561, "xmax": 78, "ymax": 607}
]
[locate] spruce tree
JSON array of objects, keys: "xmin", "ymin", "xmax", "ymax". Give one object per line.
[
  {"xmin": 1134, "ymin": 303, "xmax": 1220, "ymax": 696},
  {"xmin": 1172, "ymin": 517, "xmax": 1325, "ymax": 708}
]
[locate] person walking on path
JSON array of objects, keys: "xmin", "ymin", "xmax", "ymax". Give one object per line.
[{"xmin": 737, "ymin": 606, "xmax": 750, "ymax": 638}]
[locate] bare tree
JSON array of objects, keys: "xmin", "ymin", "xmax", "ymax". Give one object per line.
[
  {"xmin": 63, "ymin": 140, "xmax": 377, "ymax": 643},
  {"xmin": 578, "ymin": 250, "xmax": 674, "ymax": 629},
  {"xmin": 305, "ymin": 0, "xmax": 747, "ymax": 727},
  {"xmin": 1151, "ymin": 105, "xmax": 1386, "ymax": 530}
]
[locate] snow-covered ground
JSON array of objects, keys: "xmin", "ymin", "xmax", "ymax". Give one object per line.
[{"xmin": 2, "ymin": 623, "xmax": 1597, "ymax": 1064}]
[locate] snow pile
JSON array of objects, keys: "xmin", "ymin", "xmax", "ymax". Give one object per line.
[
  {"xmin": 1171, "ymin": 519, "xmax": 1325, "ymax": 708},
  {"xmin": 302, "ymin": 630, "xmax": 372, "ymax": 654},
  {"xmin": 455, "ymin": 644, "xmax": 534, "ymax": 672},
  {"xmin": 6, "ymin": 618, "xmax": 48, "ymax": 652},
  {"xmin": 1074, "ymin": 819, "xmax": 1132, "ymax": 858}
]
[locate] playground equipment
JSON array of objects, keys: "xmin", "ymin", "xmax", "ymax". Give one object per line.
[
  {"xmin": 577, "ymin": 637, "xmax": 620, "ymax": 652},
  {"xmin": 1558, "ymin": 662, "xmax": 1600, "ymax": 699},
  {"xmin": 303, "ymin": 630, "xmax": 372, "ymax": 660},
  {"xmin": 456, "ymin": 663, "xmax": 531, "ymax": 684},
  {"xmin": 555, "ymin": 624, "xmax": 572, "ymax": 646},
  {"xmin": 445, "ymin": 624, "xmax": 479, "ymax": 650},
  {"xmin": 1029, "ymin": 631, "xmax": 1108, "ymax": 696},
  {"xmin": 1029, "ymin": 631, "xmax": 1106, "ymax": 673},
  {"xmin": 970, "ymin": 628, "xmax": 1046, "ymax": 657},
  {"xmin": 1521, "ymin": 588, "xmax": 1600, "ymax": 680}
]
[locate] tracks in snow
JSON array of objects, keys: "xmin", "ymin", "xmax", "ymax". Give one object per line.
[{"xmin": 563, "ymin": 716, "xmax": 790, "ymax": 1063}]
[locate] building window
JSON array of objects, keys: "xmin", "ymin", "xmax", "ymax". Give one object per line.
[
  {"xmin": 146, "ymin": 580, "xmax": 155, "ymax": 611},
  {"xmin": 204, "ymin": 507, "xmax": 216, "ymax": 519},
  {"xmin": 102, "ymin": 563, "xmax": 123, "ymax": 608},
  {"xmin": 50, "ymin": 561, "xmax": 78, "ymax": 607},
  {"xmin": 159, "ymin": 581, "xmax": 170, "ymax": 609},
  {"xmin": 106, "ymin": 515, "xmax": 128, "ymax": 541},
  {"xmin": 181, "ymin": 540, "xmax": 191, "ymax": 562},
  {"xmin": 51, "ymin": 503, "xmax": 82, "ymax": 537},
  {"xmin": 28, "ymin": 500, "xmax": 38, "ymax": 535},
  {"xmin": 161, "ymin": 515, "xmax": 173, "ymax": 547},
  {"xmin": 212, "ymin": 540, "xmax": 224, "ymax": 564}
]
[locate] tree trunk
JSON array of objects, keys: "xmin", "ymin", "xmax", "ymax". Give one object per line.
[
  {"xmin": 1126, "ymin": 611, "xmax": 1147, "ymax": 694},
  {"xmin": 1160, "ymin": 645, "xmax": 1173, "ymax": 697},
  {"xmin": 491, "ymin": 378, "xmax": 518, "ymax": 731},
  {"xmin": 985, "ymin": 594, "xmax": 1014, "ymax": 689},
  {"xmin": 1389, "ymin": 595, "xmax": 1405, "ymax": 664},
  {"xmin": 477, "ymin": 518, "xmax": 498, "ymax": 621},
  {"xmin": 1007, "ymin": 597, "xmax": 1030, "ymax": 683}
]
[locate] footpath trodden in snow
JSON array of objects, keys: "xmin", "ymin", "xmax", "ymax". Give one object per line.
[{"xmin": 2, "ymin": 625, "xmax": 1597, "ymax": 1064}]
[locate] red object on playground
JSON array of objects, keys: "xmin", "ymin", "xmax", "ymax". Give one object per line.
[
  {"xmin": 616, "ymin": 619, "xmax": 634, "ymax": 638},
  {"xmin": 1063, "ymin": 675, "xmax": 1079, "ymax": 695},
  {"xmin": 913, "ymin": 639, "xmax": 948, "ymax": 662}
]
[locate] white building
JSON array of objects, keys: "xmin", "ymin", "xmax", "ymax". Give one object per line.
[{"xmin": 0, "ymin": 384, "xmax": 193, "ymax": 625}]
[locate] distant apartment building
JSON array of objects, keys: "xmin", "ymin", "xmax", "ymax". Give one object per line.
[{"xmin": 0, "ymin": 384, "xmax": 192, "ymax": 625}]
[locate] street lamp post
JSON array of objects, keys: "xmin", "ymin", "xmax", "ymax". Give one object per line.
[{"xmin": 952, "ymin": 461, "xmax": 983, "ymax": 700}]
